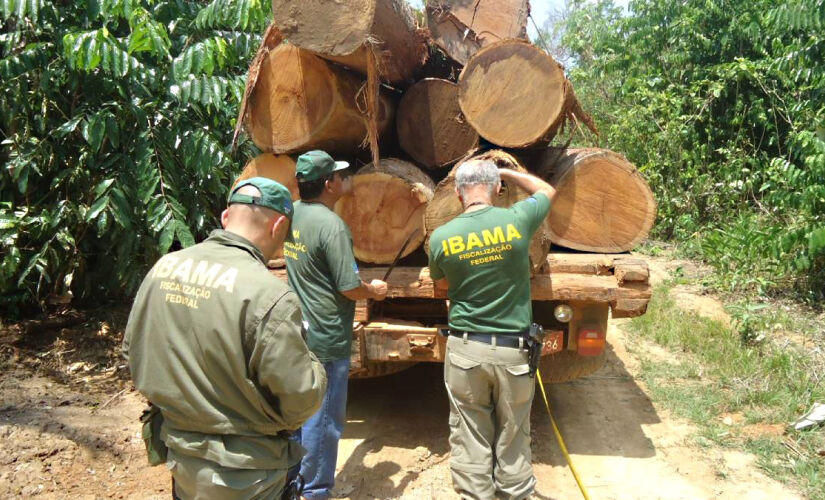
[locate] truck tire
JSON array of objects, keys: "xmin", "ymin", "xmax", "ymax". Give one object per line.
[
  {"xmin": 349, "ymin": 361, "xmax": 418, "ymax": 379},
  {"xmin": 539, "ymin": 350, "xmax": 606, "ymax": 383}
]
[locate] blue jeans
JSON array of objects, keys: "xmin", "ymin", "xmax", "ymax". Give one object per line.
[{"xmin": 290, "ymin": 357, "xmax": 350, "ymax": 500}]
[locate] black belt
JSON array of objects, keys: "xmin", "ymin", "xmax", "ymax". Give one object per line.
[{"xmin": 448, "ymin": 330, "xmax": 530, "ymax": 349}]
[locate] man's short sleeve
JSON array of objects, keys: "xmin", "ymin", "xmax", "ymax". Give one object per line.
[
  {"xmin": 511, "ymin": 192, "xmax": 551, "ymax": 236},
  {"xmin": 428, "ymin": 235, "xmax": 445, "ymax": 280},
  {"xmin": 323, "ymin": 224, "xmax": 362, "ymax": 292}
]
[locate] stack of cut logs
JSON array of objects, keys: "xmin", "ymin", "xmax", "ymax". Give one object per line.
[{"xmin": 235, "ymin": 0, "xmax": 657, "ymax": 271}]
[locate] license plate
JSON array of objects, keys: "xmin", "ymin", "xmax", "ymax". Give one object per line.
[{"xmin": 541, "ymin": 330, "xmax": 564, "ymax": 355}]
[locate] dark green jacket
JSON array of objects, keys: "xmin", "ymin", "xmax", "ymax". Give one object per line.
[{"xmin": 123, "ymin": 230, "xmax": 327, "ymax": 469}]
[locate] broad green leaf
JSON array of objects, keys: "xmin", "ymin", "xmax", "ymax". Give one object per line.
[
  {"xmin": 158, "ymin": 219, "xmax": 175, "ymax": 253},
  {"xmin": 94, "ymin": 178, "xmax": 115, "ymax": 197},
  {"xmin": 86, "ymin": 194, "xmax": 109, "ymax": 221},
  {"xmin": 175, "ymin": 220, "xmax": 195, "ymax": 247},
  {"xmin": 97, "ymin": 210, "xmax": 110, "ymax": 234},
  {"xmin": 82, "ymin": 115, "xmax": 106, "ymax": 153},
  {"xmin": 55, "ymin": 115, "xmax": 83, "ymax": 136}
]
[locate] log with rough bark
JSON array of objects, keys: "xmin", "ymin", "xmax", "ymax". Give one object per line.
[
  {"xmin": 539, "ymin": 148, "xmax": 656, "ymax": 253},
  {"xmin": 270, "ymin": 0, "xmax": 427, "ymax": 85},
  {"xmin": 397, "ymin": 78, "xmax": 479, "ymax": 169},
  {"xmin": 246, "ymin": 43, "xmax": 397, "ymax": 155},
  {"xmin": 423, "ymin": 150, "xmax": 552, "ymax": 273},
  {"xmin": 458, "ymin": 40, "xmax": 593, "ymax": 148},
  {"xmin": 426, "ymin": 0, "xmax": 530, "ymax": 65},
  {"xmin": 232, "ymin": 153, "xmax": 299, "ymax": 200},
  {"xmin": 334, "ymin": 159, "xmax": 436, "ymax": 264}
]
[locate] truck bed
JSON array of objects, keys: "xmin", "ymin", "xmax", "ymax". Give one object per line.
[{"xmin": 270, "ymin": 252, "xmax": 651, "ymax": 318}]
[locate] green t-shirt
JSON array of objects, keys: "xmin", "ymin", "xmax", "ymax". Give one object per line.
[
  {"xmin": 285, "ymin": 201, "xmax": 362, "ymax": 361},
  {"xmin": 428, "ymin": 193, "xmax": 551, "ymax": 333}
]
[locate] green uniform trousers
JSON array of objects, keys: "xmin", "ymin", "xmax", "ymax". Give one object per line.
[
  {"xmin": 444, "ymin": 335, "xmax": 537, "ymax": 500},
  {"xmin": 167, "ymin": 449, "xmax": 288, "ymax": 500}
]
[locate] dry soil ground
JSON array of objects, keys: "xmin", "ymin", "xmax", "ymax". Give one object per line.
[{"xmin": 0, "ymin": 258, "xmax": 803, "ymax": 499}]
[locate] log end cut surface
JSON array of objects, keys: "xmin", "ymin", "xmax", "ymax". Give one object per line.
[
  {"xmin": 549, "ymin": 150, "xmax": 657, "ymax": 253},
  {"xmin": 459, "ymin": 40, "xmax": 567, "ymax": 147},
  {"xmin": 248, "ymin": 45, "xmax": 334, "ymax": 153},
  {"xmin": 232, "ymin": 153, "xmax": 299, "ymax": 200},
  {"xmin": 397, "ymin": 78, "xmax": 478, "ymax": 169},
  {"xmin": 335, "ymin": 159, "xmax": 435, "ymax": 263}
]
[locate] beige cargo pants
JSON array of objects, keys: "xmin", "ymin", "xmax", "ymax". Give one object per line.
[
  {"xmin": 167, "ymin": 448, "xmax": 287, "ymax": 500},
  {"xmin": 444, "ymin": 334, "xmax": 537, "ymax": 500}
]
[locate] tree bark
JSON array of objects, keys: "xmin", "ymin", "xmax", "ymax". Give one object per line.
[
  {"xmin": 538, "ymin": 148, "xmax": 657, "ymax": 253},
  {"xmin": 246, "ymin": 43, "xmax": 397, "ymax": 155},
  {"xmin": 397, "ymin": 78, "xmax": 479, "ymax": 169},
  {"xmin": 458, "ymin": 40, "xmax": 581, "ymax": 147},
  {"xmin": 423, "ymin": 150, "xmax": 552, "ymax": 273},
  {"xmin": 334, "ymin": 159, "xmax": 435, "ymax": 264},
  {"xmin": 426, "ymin": 0, "xmax": 530, "ymax": 65},
  {"xmin": 232, "ymin": 153, "xmax": 300, "ymax": 200},
  {"xmin": 270, "ymin": 0, "xmax": 427, "ymax": 85}
]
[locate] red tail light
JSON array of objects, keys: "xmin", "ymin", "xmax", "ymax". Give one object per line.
[{"xmin": 577, "ymin": 328, "xmax": 605, "ymax": 356}]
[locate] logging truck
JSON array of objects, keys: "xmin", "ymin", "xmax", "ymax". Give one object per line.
[
  {"xmin": 238, "ymin": 0, "xmax": 655, "ymax": 383},
  {"xmin": 271, "ymin": 250, "xmax": 650, "ymax": 383}
]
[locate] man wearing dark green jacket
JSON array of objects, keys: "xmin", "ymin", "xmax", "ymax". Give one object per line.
[{"xmin": 123, "ymin": 178, "xmax": 327, "ymax": 500}]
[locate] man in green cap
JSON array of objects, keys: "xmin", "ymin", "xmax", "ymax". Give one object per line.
[
  {"xmin": 284, "ymin": 150, "xmax": 387, "ymax": 500},
  {"xmin": 123, "ymin": 177, "xmax": 327, "ymax": 500}
]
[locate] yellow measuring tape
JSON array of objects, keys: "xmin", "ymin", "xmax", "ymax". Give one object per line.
[{"xmin": 536, "ymin": 368, "xmax": 592, "ymax": 500}]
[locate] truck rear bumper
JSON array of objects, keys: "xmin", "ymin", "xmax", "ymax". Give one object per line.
[{"xmin": 350, "ymin": 321, "xmax": 565, "ymax": 368}]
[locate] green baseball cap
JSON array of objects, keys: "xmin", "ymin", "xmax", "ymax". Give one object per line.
[
  {"xmin": 228, "ymin": 177, "xmax": 294, "ymax": 220},
  {"xmin": 295, "ymin": 150, "xmax": 350, "ymax": 182}
]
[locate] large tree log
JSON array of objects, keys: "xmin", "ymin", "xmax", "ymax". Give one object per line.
[
  {"xmin": 426, "ymin": 1, "xmax": 530, "ymax": 65},
  {"xmin": 424, "ymin": 150, "xmax": 552, "ymax": 273},
  {"xmin": 397, "ymin": 78, "xmax": 479, "ymax": 169},
  {"xmin": 231, "ymin": 153, "xmax": 299, "ymax": 200},
  {"xmin": 335, "ymin": 159, "xmax": 435, "ymax": 264},
  {"xmin": 540, "ymin": 148, "xmax": 656, "ymax": 253},
  {"xmin": 270, "ymin": 0, "xmax": 427, "ymax": 85},
  {"xmin": 459, "ymin": 40, "xmax": 588, "ymax": 148},
  {"xmin": 246, "ymin": 43, "xmax": 397, "ymax": 155}
]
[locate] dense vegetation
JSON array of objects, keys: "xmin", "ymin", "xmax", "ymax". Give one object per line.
[
  {"xmin": 551, "ymin": 0, "xmax": 824, "ymax": 299},
  {"xmin": 2, "ymin": 0, "xmax": 823, "ymax": 315},
  {"xmin": 1, "ymin": 0, "xmax": 268, "ymax": 315}
]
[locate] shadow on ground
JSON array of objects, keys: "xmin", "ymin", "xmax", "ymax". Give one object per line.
[
  {"xmin": 337, "ymin": 341, "xmax": 662, "ymax": 495},
  {"xmin": 534, "ymin": 343, "xmax": 660, "ymax": 467}
]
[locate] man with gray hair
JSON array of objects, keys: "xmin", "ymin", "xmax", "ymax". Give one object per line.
[{"xmin": 428, "ymin": 159, "xmax": 555, "ymax": 500}]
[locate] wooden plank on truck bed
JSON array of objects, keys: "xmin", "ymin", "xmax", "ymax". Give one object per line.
[
  {"xmin": 362, "ymin": 320, "xmax": 446, "ymax": 362},
  {"xmin": 545, "ymin": 252, "xmax": 615, "ymax": 275},
  {"xmin": 613, "ymin": 257, "xmax": 650, "ymax": 283},
  {"xmin": 269, "ymin": 267, "xmax": 650, "ymax": 303}
]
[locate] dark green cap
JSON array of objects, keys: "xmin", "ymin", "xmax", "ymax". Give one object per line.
[
  {"xmin": 295, "ymin": 150, "xmax": 350, "ymax": 182},
  {"xmin": 228, "ymin": 177, "xmax": 294, "ymax": 220}
]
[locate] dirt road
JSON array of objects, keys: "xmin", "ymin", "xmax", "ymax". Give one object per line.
[{"xmin": 1, "ymin": 310, "xmax": 800, "ymax": 499}]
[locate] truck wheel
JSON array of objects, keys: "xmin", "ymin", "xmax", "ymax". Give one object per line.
[
  {"xmin": 349, "ymin": 361, "xmax": 418, "ymax": 379},
  {"xmin": 539, "ymin": 351, "xmax": 606, "ymax": 383}
]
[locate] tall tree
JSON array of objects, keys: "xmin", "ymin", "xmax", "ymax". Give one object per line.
[
  {"xmin": 1, "ymin": 0, "xmax": 270, "ymax": 315},
  {"xmin": 560, "ymin": 0, "xmax": 824, "ymax": 296}
]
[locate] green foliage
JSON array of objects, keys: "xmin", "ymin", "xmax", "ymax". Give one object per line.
[
  {"xmin": 556, "ymin": 0, "xmax": 825, "ymax": 299},
  {"xmin": 1, "ymin": 0, "xmax": 269, "ymax": 315},
  {"xmin": 630, "ymin": 285, "xmax": 825, "ymax": 498}
]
